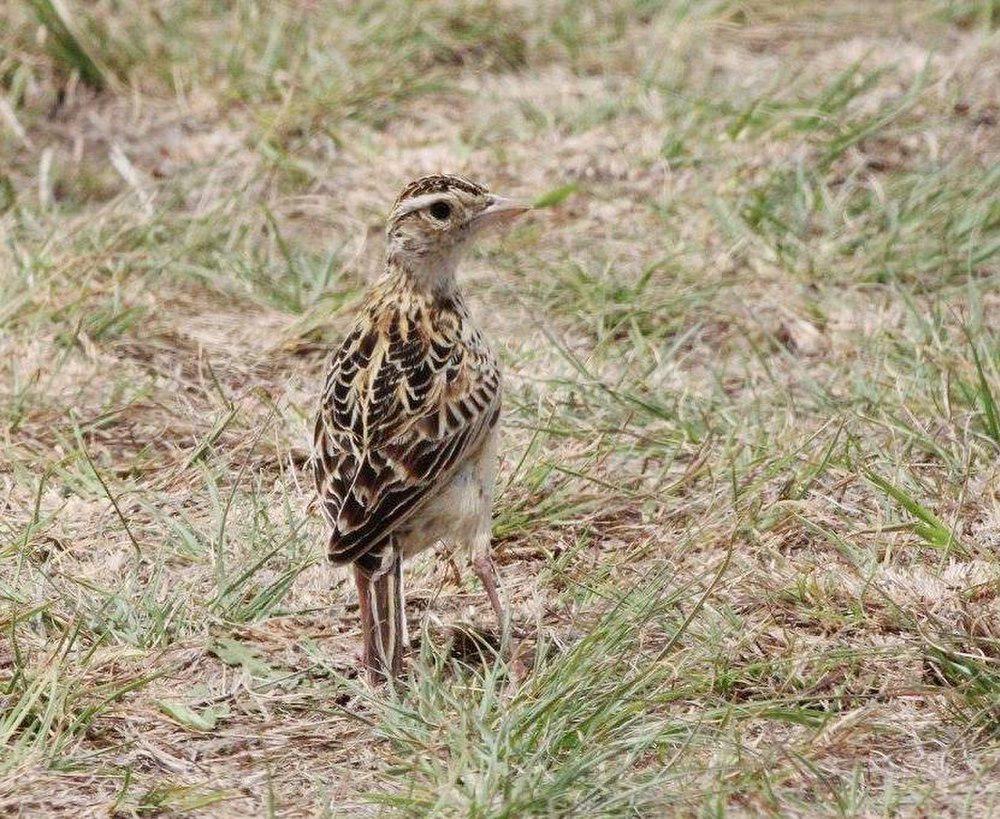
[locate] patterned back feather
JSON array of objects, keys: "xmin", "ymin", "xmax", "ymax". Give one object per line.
[{"xmin": 313, "ymin": 275, "xmax": 501, "ymax": 573}]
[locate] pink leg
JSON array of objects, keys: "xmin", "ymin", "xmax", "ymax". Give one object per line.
[{"xmin": 472, "ymin": 553, "xmax": 524, "ymax": 639}]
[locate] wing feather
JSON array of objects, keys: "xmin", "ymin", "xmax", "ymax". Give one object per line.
[{"xmin": 313, "ymin": 299, "xmax": 500, "ymax": 567}]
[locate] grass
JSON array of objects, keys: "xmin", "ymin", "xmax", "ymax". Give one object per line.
[{"xmin": 1, "ymin": 0, "xmax": 999, "ymax": 814}]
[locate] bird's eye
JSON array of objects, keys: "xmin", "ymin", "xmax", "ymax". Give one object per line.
[{"xmin": 429, "ymin": 200, "xmax": 452, "ymax": 221}]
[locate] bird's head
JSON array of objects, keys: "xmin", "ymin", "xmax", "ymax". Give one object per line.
[{"xmin": 385, "ymin": 174, "xmax": 530, "ymax": 293}]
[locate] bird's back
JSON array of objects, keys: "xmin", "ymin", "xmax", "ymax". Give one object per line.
[{"xmin": 313, "ymin": 276, "xmax": 501, "ymax": 572}]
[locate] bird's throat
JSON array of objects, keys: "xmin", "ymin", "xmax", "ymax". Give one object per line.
[{"xmin": 385, "ymin": 251, "xmax": 462, "ymax": 303}]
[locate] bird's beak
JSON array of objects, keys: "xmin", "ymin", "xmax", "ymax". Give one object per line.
[{"xmin": 471, "ymin": 195, "xmax": 532, "ymax": 232}]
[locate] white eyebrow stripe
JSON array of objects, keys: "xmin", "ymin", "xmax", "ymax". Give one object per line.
[{"xmin": 394, "ymin": 193, "xmax": 451, "ymax": 217}]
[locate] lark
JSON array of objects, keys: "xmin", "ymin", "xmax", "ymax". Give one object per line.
[{"xmin": 313, "ymin": 174, "xmax": 530, "ymax": 683}]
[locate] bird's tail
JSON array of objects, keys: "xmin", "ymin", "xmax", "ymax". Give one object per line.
[{"xmin": 354, "ymin": 548, "xmax": 404, "ymax": 684}]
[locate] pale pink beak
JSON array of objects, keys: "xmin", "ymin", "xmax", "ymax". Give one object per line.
[{"xmin": 471, "ymin": 195, "xmax": 532, "ymax": 232}]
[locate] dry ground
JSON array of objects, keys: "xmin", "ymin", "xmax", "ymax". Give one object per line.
[{"xmin": 1, "ymin": 0, "xmax": 999, "ymax": 815}]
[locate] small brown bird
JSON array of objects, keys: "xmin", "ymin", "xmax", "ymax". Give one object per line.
[{"xmin": 313, "ymin": 174, "xmax": 530, "ymax": 683}]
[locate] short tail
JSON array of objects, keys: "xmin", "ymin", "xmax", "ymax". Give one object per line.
[{"xmin": 354, "ymin": 548, "xmax": 404, "ymax": 684}]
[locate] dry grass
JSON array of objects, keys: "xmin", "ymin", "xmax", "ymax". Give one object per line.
[{"xmin": 1, "ymin": 0, "xmax": 999, "ymax": 815}]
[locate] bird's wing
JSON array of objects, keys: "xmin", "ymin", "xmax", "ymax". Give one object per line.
[{"xmin": 313, "ymin": 309, "xmax": 500, "ymax": 570}]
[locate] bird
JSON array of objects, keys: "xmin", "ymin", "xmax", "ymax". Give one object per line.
[{"xmin": 312, "ymin": 174, "xmax": 530, "ymax": 684}]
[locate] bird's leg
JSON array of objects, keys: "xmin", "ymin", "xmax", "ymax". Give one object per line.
[
  {"xmin": 471, "ymin": 552, "xmax": 504, "ymax": 629},
  {"xmin": 354, "ymin": 543, "xmax": 405, "ymax": 684},
  {"xmin": 399, "ymin": 567, "xmax": 410, "ymax": 649},
  {"xmin": 472, "ymin": 518, "xmax": 525, "ymax": 640},
  {"xmin": 473, "ymin": 546, "xmax": 530, "ymax": 641}
]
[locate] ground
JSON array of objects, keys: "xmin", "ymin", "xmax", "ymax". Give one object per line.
[{"xmin": 1, "ymin": 0, "xmax": 999, "ymax": 815}]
